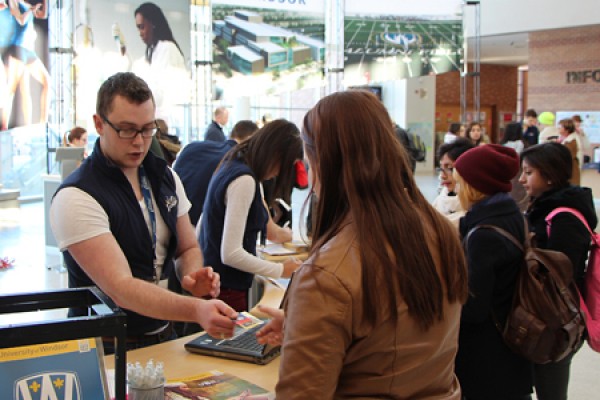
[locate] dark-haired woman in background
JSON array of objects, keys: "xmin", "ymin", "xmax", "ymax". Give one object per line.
[
  {"xmin": 134, "ymin": 2, "xmax": 184, "ymax": 68},
  {"xmin": 130, "ymin": 2, "xmax": 188, "ymax": 121},
  {"xmin": 199, "ymin": 119, "xmax": 303, "ymax": 312},
  {"xmin": 502, "ymin": 122, "xmax": 528, "ymax": 210},
  {"xmin": 519, "ymin": 142, "xmax": 597, "ymax": 400},
  {"xmin": 444, "ymin": 122, "xmax": 464, "ymax": 144},
  {"xmin": 501, "ymin": 122, "xmax": 525, "ymax": 154},
  {"xmin": 466, "ymin": 121, "xmax": 486, "ymax": 146},
  {"xmin": 256, "ymin": 91, "xmax": 468, "ymax": 399}
]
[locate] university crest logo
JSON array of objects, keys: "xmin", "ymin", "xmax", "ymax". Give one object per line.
[{"xmin": 15, "ymin": 372, "xmax": 81, "ymax": 400}]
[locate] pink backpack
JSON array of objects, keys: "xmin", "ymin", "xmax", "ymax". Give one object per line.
[{"xmin": 546, "ymin": 207, "xmax": 600, "ymax": 352}]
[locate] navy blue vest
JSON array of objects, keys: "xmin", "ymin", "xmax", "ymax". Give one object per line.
[
  {"xmin": 55, "ymin": 140, "xmax": 179, "ymax": 335},
  {"xmin": 173, "ymin": 139, "xmax": 236, "ymax": 226},
  {"xmin": 200, "ymin": 159, "xmax": 267, "ymax": 291}
]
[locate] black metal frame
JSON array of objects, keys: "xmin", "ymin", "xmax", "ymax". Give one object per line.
[{"xmin": 0, "ymin": 287, "xmax": 127, "ymax": 400}]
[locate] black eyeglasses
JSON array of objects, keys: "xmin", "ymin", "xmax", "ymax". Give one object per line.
[
  {"xmin": 101, "ymin": 115, "xmax": 158, "ymax": 139},
  {"xmin": 436, "ymin": 166, "xmax": 454, "ymax": 175}
]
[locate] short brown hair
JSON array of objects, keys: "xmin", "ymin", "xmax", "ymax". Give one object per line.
[
  {"xmin": 230, "ymin": 120, "xmax": 258, "ymax": 141},
  {"xmin": 559, "ymin": 118, "xmax": 575, "ymax": 134},
  {"xmin": 525, "ymin": 109, "xmax": 537, "ymax": 118},
  {"xmin": 96, "ymin": 72, "xmax": 154, "ymax": 117}
]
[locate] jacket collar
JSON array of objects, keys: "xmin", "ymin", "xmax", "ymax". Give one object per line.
[
  {"xmin": 89, "ymin": 139, "xmax": 168, "ymax": 186},
  {"xmin": 460, "ymin": 193, "xmax": 519, "ymax": 232}
]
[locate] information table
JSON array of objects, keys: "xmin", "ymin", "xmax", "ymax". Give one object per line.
[{"xmin": 104, "ymin": 335, "xmax": 280, "ymax": 392}]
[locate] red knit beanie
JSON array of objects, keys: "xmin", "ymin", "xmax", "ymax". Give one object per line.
[{"xmin": 454, "ymin": 144, "xmax": 519, "ymax": 195}]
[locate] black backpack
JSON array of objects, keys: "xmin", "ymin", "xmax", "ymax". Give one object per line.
[
  {"xmin": 466, "ymin": 223, "xmax": 586, "ymax": 364},
  {"xmin": 395, "ymin": 126, "xmax": 426, "ymax": 163}
]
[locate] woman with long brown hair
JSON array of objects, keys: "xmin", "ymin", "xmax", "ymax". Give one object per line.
[{"xmin": 257, "ymin": 90, "xmax": 468, "ymax": 398}]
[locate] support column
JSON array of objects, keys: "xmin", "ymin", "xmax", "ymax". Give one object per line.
[
  {"xmin": 325, "ymin": 0, "xmax": 344, "ymax": 95},
  {"xmin": 191, "ymin": 0, "xmax": 213, "ymax": 141},
  {"xmin": 461, "ymin": 1, "xmax": 481, "ymax": 124},
  {"xmin": 47, "ymin": 0, "xmax": 75, "ymax": 172}
]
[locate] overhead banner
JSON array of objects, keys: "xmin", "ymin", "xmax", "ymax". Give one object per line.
[
  {"xmin": 0, "ymin": 0, "xmax": 50, "ymax": 130},
  {"xmin": 343, "ymin": 0, "xmax": 464, "ymax": 85},
  {"xmin": 212, "ymin": 1, "xmax": 325, "ymax": 100},
  {"xmin": 345, "ymin": 0, "xmax": 463, "ymax": 17},
  {"xmin": 212, "ymin": 0, "xmax": 464, "ymax": 97},
  {"xmin": 75, "ymin": 0, "xmax": 191, "ymax": 130},
  {"xmin": 214, "ymin": 0, "xmax": 325, "ymax": 13}
]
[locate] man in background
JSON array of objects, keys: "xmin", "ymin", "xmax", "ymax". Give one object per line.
[
  {"xmin": 522, "ymin": 108, "xmax": 539, "ymax": 146},
  {"xmin": 204, "ymin": 106, "xmax": 229, "ymax": 142},
  {"xmin": 175, "ymin": 120, "xmax": 258, "ymax": 227}
]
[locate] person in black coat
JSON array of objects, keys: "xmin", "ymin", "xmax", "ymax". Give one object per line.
[
  {"xmin": 454, "ymin": 144, "xmax": 534, "ymax": 400},
  {"xmin": 519, "ymin": 142, "xmax": 597, "ymax": 400},
  {"xmin": 204, "ymin": 107, "xmax": 229, "ymax": 142}
]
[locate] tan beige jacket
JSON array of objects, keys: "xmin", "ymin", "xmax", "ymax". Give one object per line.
[{"xmin": 276, "ymin": 219, "xmax": 462, "ymax": 399}]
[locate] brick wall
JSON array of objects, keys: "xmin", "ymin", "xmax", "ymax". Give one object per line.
[
  {"xmin": 435, "ymin": 64, "xmax": 518, "ymax": 142},
  {"xmin": 436, "ymin": 64, "xmax": 518, "ymax": 111},
  {"xmin": 528, "ymin": 25, "xmax": 600, "ymax": 112}
]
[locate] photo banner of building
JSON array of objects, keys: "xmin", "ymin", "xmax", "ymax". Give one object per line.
[
  {"xmin": 343, "ymin": 0, "xmax": 464, "ymax": 85},
  {"xmin": 74, "ymin": 0, "xmax": 191, "ymax": 131},
  {"xmin": 0, "ymin": 0, "xmax": 50, "ymax": 131},
  {"xmin": 212, "ymin": 1, "xmax": 325, "ymax": 100},
  {"xmin": 211, "ymin": 0, "xmax": 463, "ymax": 100}
]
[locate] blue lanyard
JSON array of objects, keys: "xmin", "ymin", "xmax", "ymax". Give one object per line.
[{"xmin": 139, "ymin": 166, "xmax": 158, "ymax": 282}]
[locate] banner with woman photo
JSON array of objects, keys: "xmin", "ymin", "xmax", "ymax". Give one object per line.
[{"xmin": 74, "ymin": 0, "xmax": 191, "ymax": 131}]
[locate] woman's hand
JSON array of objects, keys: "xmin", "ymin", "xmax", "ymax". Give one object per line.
[
  {"xmin": 255, "ymin": 305, "xmax": 285, "ymax": 346},
  {"xmin": 281, "ymin": 257, "xmax": 302, "ymax": 278}
]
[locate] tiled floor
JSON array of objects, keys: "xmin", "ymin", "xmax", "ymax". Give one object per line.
[{"xmin": 1, "ymin": 172, "xmax": 598, "ymax": 398}]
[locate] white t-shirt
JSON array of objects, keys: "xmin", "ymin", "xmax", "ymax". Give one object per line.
[
  {"xmin": 215, "ymin": 175, "xmax": 284, "ymax": 278},
  {"xmin": 50, "ymin": 168, "xmax": 191, "ymax": 273}
]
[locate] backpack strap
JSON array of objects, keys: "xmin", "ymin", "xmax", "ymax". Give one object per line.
[
  {"xmin": 464, "ymin": 221, "xmax": 528, "ymax": 333},
  {"xmin": 465, "ymin": 224, "xmax": 524, "ymax": 253},
  {"xmin": 545, "ymin": 207, "xmax": 596, "ymax": 244}
]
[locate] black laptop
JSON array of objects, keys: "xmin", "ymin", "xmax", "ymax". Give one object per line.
[{"xmin": 184, "ymin": 312, "xmax": 280, "ymax": 365}]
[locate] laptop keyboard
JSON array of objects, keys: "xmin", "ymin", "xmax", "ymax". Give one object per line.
[{"xmin": 220, "ymin": 329, "xmax": 263, "ymax": 352}]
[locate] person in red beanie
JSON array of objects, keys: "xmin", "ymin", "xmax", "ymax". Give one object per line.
[{"xmin": 453, "ymin": 144, "xmax": 534, "ymax": 400}]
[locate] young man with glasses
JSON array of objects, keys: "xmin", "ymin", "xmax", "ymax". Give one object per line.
[
  {"xmin": 432, "ymin": 137, "xmax": 474, "ymax": 227},
  {"xmin": 50, "ymin": 72, "xmax": 237, "ymax": 352}
]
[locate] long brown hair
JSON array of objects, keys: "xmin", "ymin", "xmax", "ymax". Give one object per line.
[
  {"xmin": 302, "ymin": 90, "xmax": 467, "ymax": 330},
  {"xmin": 222, "ymin": 119, "xmax": 303, "ymax": 203}
]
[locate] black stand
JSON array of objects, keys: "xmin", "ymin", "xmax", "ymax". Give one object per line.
[{"xmin": 0, "ymin": 287, "xmax": 127, "ymax": 400}]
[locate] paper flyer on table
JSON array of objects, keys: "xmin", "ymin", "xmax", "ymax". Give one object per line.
[{"xmin": 165, "ymin": 370, "xmax": 274, "ymax": 399}]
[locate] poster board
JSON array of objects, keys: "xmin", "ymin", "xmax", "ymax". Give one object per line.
[
  {"xmin": 556, "ymin": 111, "xmax": 600, "ymax": 144},
  {"xmin": 74, "ymin": 0, "xmax": 191, "ymax": 128},
  {"xmin": 0, "ymin": 338, "xmax": 109, "ymax": 400}
]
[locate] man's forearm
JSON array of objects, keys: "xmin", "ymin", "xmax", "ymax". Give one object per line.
[
  {"xmin": 111, "ymin": 276, "xmax": 200, "ymax": 322},
  {"xmin": 175, "ymin": 246, "xmax": 204, "ymax": 279}
]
